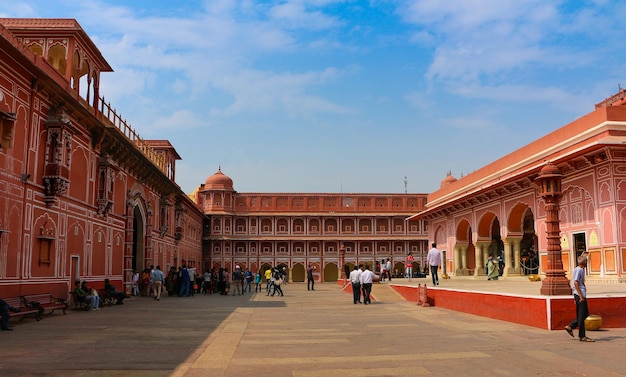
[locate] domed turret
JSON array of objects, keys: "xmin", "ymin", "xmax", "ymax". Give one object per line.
[
  {"xmin": 440, "ymin": 170, "xmax": 457, "ymax": 188},
  {"xmin": 204, "ymin": 167, "xmax": 234, "ymax": 190}
]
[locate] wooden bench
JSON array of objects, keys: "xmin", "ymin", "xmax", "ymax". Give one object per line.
[
  {"xmin": 68, "ymin": 291, "xmax": 90, "ymax": 311},
  {"xmin": 1, "ymin": 296, "xmax": 42, "ymax": 322},
  {"xmin": 98, "ymin": 289, "xmax": 115, "ymax": 307},
  {"xmin": 21, "ymin": 294, "xmax": 68, "ymax": 317}
]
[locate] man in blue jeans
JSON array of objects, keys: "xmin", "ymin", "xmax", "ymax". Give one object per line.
[{"xmin": 565, "ymin": 256, "xmax": 594, "ymax": 342}]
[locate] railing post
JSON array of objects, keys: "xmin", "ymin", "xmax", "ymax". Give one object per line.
[{"xmin": 416, "ymin": 283, "xmax": 430, "ymax": 307}]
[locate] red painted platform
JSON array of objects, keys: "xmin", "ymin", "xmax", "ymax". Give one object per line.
[
  {"xmin": 338, "ymin": 278, "xmax": 626, "ymax": 330},
  {"xmin": 391, "ymin": 284, "xmax": 626, "ymax": 330}
]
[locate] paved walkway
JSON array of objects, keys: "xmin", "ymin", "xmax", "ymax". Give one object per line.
[{"xmin": 1, "ymin": 281, "xmax": 625, "ymax": 377}]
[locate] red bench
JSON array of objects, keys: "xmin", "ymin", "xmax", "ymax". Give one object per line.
[
  {"xmin": 1, "ymin": 296, "xmax": 42, "ymax": 322},
  {"xmin": 68, "ymin": 291, "xmax": 90, "ymax": 310},
  {"xmin": 21, "ymin": 294, "xmax": 68, "ymax": 317}
]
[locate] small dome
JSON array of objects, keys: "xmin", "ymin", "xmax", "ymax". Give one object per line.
[
  {"xmin": 204, "ymin": 167, "xmax": 234, "ymax": 190},
  {"xmin": 440, "ymin": 171, "xmax": 457, "ymax": 188},
  {"xmin": 539, "ymin": 162, "xmax": 562, "ymax": 177}
]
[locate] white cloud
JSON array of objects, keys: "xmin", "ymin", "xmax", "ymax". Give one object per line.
[
  {"xmin": 58, "ymin": 0, "xmax": 357, "ymax": 120},
  {"xmin": 146, "ymin": 110, "xmax": 206, "ymax": 131},
  {"xmin": 269, "ymin": 0, "xmax": 343, "ymax": 30},
  {"xmin": 208, "ymin": 67, "xmax": 353, "ymax": 116}
]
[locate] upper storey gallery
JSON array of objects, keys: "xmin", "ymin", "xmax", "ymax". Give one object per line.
[
  {"xmin": 0, "ymin": 18, "xmax": 111, "ymax": 108},
  {"xmin": 0, "ymin": 18, "xmax": 179, "ymax": 181},
  {"xmin": 193, "ymin": 168, "xmax": 428, "ymax": 215}
]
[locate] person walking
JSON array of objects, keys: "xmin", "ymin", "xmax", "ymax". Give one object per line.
[
  {"xmin": 270, "ymin": 269, "xmax": 284, "ymax": 297},
  {"xmin": 232, "ymin": 266, "xmax": 243, "ymax": 296},
  {"xmin": 486, "ymin": 255, "xmax": 499, "ymax": 281},
  {"xmin": 178, "ymin": 265, "xmax": 190, "ymax": 297},
  {"xmin": 307, "ymin": 263, "xmax": 315, "ymax": 291},
  {"xmin": 131, "ymin": 270, "xmax": 140, "ymax": 296},
  {"xmin": 254, "ymin": 270, "xmax": 262, "ymax": 293},
  {"xmin": 427, "ymin": 243, "xmax": 442, "ymax": 286},
  {"xmin": 244, "ymin": 268, "xmax": 253, "ymax": 293},
  {"xmin": 380, "ymin": 259, "xmax": 387, "ymax": 282},
  {"xmin": 385, "ymin": 258, "xmax": 392, "ymax": 281},
  {"xmin": 359, "ymin": 265, "xmax": 379, "ymax": 305},
  {"xmin": 265, "ymin": 268, "xmax": 273, "ymax": 294},
  {"xmin": 405, "ymin": 253, "xmax": 415, "ymax": 281},
  {"xmin": 202, "ymin": 270, "xmax": 211, "ymax": 294},
  {"xmin": 565, "ymin": 255, "xmax": 594, "ymax": 342},
  {"xmin": 349, "ymin": 265, "xmax": 362, "ymax": 304},
  {"xmin": 151, "ymin": 265, "xmax": 165, "ymax": 301}
]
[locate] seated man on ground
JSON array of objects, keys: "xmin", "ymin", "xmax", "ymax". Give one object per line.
[
  {"xmin": 104, "ymin": 278, "xmax": 126, "ymax": 305},
  {"xmin": 74, "ymin": 281, "xmax": 100, "ymax": 310}
]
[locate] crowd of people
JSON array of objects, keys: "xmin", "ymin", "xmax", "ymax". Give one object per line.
[{"xmin": 128, "ymin": 264, "xmax": 294, "ymax": 299}]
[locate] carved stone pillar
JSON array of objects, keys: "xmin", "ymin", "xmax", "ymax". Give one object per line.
[
  {"xmin": 124, "ymin": 201, "xmax": 135, "ymax": 294},
  {"xmin": 460, "ymin": 245, "xmax": 469, "ymax": 276},
  {"xmin": 454, "ymin": 245, "xmax": 462, "ymax": 275},
  {"xmin": 512, "ymin": 238, "xmax": 522, "ymax": 275},
  {"xmin": 474, "ymin": 242, "xmax": 486, "ymax": 276},
  {"xmin": 455, "ymin": 245, "xmax": 469, "ymax": 276},
  {"xmin": 144, "ymin": 202, "xmax": 153, "ymax": 269},
  {"xmin": 537, "ymin": 163, "xmax": 570, "ymax": 295}
]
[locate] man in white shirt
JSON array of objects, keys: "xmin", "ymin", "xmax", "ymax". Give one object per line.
[
  {"xmin": 349, "ymin": 265, "xmax": 363, "ymax": 304},
  {"xmin": 359, "ymin": 265, "xmax": 380, "ymax": 305},
  {"xmin": 427, "ymin": 243, "xmax": 442, "ymax": 286},
  {"xmin": 385, "ymin": 258, "xmax": 392, "ymax": 282}
]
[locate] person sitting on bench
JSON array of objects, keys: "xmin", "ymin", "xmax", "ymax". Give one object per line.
[
  {"xmin": 74, "ymin": 281, "xmax": 100, "ymax": 311},
  {"xmin": 104, "ymin": 279, "xmax": 126, "ymax": 305},
  {"xmin": 1, "ymin": 298, "xmax": 21, "ymax": 331}
]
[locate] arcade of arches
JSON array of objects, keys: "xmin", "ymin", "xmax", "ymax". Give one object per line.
[{"xmin": 449, "ymin": 203, "xmax": 538, "ymax": 277}]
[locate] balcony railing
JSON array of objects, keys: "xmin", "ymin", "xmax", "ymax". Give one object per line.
[{"xmin": 96, "ymin": 97, "xmax": 166, "ymax": 173}]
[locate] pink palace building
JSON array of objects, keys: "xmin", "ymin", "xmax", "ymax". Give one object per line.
[
  {"xmin": 412, "ymin": 90, "xmax": 626, "ymax": 283},
  {"xmin": 192, "ymin": 168, "xmax": 429, "ymax": 282},
  {"xmin": 0, "ymin": 18, "xmax": 205, "ymax": 298}
]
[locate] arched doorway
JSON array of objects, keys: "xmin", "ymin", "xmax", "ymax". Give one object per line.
[
  {"xmin": 132, "ymin": 205, "xmax": 145, "ymax": 273},
  {"xmin": 455, "ymin": 219, "xmax": 475, "ymax": 276},
  {"xmin": 292, "ymin": 263, "xmax": 305, "ymax": 282},
  {"xmin": 520, "ymin": 209, "xmax": 539, "ymax": 275},
  {"xmin": 324, "ymin": 262, "xmax": 338, "ymax": 282}
]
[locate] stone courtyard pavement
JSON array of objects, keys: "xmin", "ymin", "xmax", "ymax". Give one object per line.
[{"xmin": 1, "ymin": 282, "xmax": 625, "ymax": 377}]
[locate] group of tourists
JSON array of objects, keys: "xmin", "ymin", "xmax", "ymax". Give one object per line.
[
  {"xmin": 183, "ymin": 266, "xmax": 286, "ymax": 297},
  {"xmin": 348, "ymin": 264, "xmax": 380, "ymax": 304},
  {"xmin": 265, "ymin": 267, "xmax": 286, "ymax": 296},
  {"xmin": 348, "ymin": 244, "xmax": 443, "ymax": 305},
  {"xmin": 131, "ymin": 264, "xmax": 198, "ymax": 299}
]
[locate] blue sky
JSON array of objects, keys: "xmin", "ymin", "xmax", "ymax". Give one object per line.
[{"xmin": 2, "ymin": 0, "xmax": 625, "ymax": 194}]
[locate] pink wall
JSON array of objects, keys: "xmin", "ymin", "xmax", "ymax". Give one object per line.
[{"xmin": 388, "ymin": 285, "xmax": 626, "ymax": 330}]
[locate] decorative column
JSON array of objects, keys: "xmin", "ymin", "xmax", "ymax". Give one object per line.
[
  {"xmin": 454, "ymin": 245, "xmax": 462, "ymax": 275},
  {"xmin": 124, "ymin": 200, "xmax": 135, "ymax": 294},
  {"xmin": 455, "ymin": 245, "xmax": 468, "ymax": 276},
  {"xmin": 512, "ymin": 238, "xmax": 522, "ymax": 274},
  {"xmin": 340, "ymin": 243, "xmax": 346, "ymax": 280},
  {"xmin": 144, "ymin": 202, "xmax": 153, "ymax": 270},
  {"xmin": 474, "ymin": 242, "xmax": 485, "ymax": 276},
  {"xmin": 537, "ymin": 163, "xmax": 571, "ymax": 295}
]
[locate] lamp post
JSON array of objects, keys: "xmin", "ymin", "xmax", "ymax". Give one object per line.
[{"xmin": 536, "ymin": 162, "xmax": 571, "ymax": 295}]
